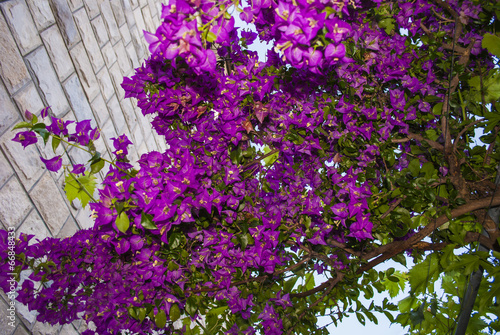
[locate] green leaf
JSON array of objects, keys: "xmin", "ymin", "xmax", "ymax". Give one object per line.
[
  {"xmin": 51, "ymin": 136, "xmax": 61, "ymax": 153},
  {"xmin": 409, "ymin": 254, "xmax": 439, "ymax": 295},
  {"xmin": 169, "ymin": 303, "xmax": 181, "ymax": 322},
  {"xmin": 115, "ymin": 212, "xmax": 130, "ymax": 233},
  {"xmin": 137, "ymin": 308, "xmax": 147, "ymax": 322},
  {"xmin": 408, "ymin": 158, "xmax": 420, "ymax": 177},
  {"xmin": 141, "ymin": 212, "xmax": 158, "ymax": 230},
  {"xmin": 409, "ymin": 303, "xmax": 425, "ymax": 326},
  {"xmin": 186, "ymin": 296, "xmax": 198, "ymax": 316},
  {"xmin": 356, "ymin": 312, "xmax": 366, "ymax": 326},
  {"xmin": 262, "ymin": 145, "xmax": 278, "ymax": 166},
  {"xmin": 482, "ymin": 33, "xmax": 500, "ymax": 57},
  {"xmin": 155, "ymin": 309, "xmax": 167, "ymax": 328},
  {"xmin": 64, "ymin": 173, "xmax": 97, "ymax": 208},
  {"xmin": 12, "ymin": 121, "xmax": 32, "ymax": 130},
  {"xmin": 304, "ymin": 272, "xmax": 315, "ymax": 291},
  {"xmin": 206, "ymin": 31, "xmax": 217, "ymax": 43},
  {"xmin": 208, "ymin": 306, "xmax": 228, "ymax": 316},
  {"xmin": 90, "ymin": 158, "xmax": 105, "ymax": 174}
]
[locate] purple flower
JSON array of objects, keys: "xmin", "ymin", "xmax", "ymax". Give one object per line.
[
  {"xmin": 12, "ymin": 131, "xmax": 37, "ymax": 149},
  {"xmin": 71, "ymin": 164, "xmax": 85, "ymax": 175},
  {"xmin": 40, "ymin": 155, "xmax": 63, "ymax": 172}
]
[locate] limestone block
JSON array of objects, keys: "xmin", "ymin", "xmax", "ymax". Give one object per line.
[
  {"xmin": 107, "ymin": 94, "xmax": 127, "ymax": 134},
  {"xmin": 30, "ymin": 173, "xmax": 69, "ymax": 235},
  {"xmin": 90, "ymin": 92, "xmax": 109, "ymax": 126},
  {"xmin": 31, "ymin": 322, "xmax": 60, "ymax": 335},
  {"xmin": 56, "ymin": 216, "xmax": 79, "ymax": 238},
  {"xmin": 0, "ymin": 80, "xmax": 20, "ymax": 137},
  {"xmin": 125, "ymin": 40, "xmax": 140, "ymax": 68},
  {"xmin": 17, "ymin": 210, "xmax": 51, "ymax": 245},
  {"xmin": 132, "ymin": 124, "xmax": 143, "ymax": 146},
  {"xmin": 0, "ymin": 151, "xmax": 14, "ymax": 189},
  {"xmin": 120, "ymin": 96, "xmax": 137, "ymax": 131},
  {"xmin": 148, "ymin": 0, "xmax": 157, "ymax": 18},
  {"xmin": 141, "ymin": 5, "xmax": 155, "ymax": 34},
  {"xmin": 76, "ymin": 206, "xmax": 94, "ymax": 229},
  {"xmin": 152, "ymin": 12, "xmax": 160, "ymax": 29},
  {"xmin": 63, "ymin": 73, "xmax": 96, "ymax": 123},
  {"xmin": 1, "ymin": 0, "xmax": 42, "ymax": 55},
  {"xmin": 96, "ymin": 66, "xmax": 114, "ymax": 102},
  {"xmin": 100, "ymin": 117, "xmax": 117, "ymax": 151},
  {"xmin": 100, "ymin": 1, "xmax": 121, "ymax": 45},
  {"xmin": 12, "ymin": 82, "xmax": 45, "ymax": 119},
  {"xmin": 67, "ymin": 0, "xmax": 83, "ymax": 11},
  {"xmin": 49, "ymin": 0, "xmax": 81, "ymax": 48},
  {"xmin": 0, "ymin": 15, "xmax": 30, "ymax": 94},
  {"xmin": 73, "ymin": 8, "xmax": 105, "ymax": 72},
  {"xmin": 121, "ymin": 0, "xmax": 135, "ymax": 28},
  {"xmin": 129, "ymin": 24, "xmax": 146, "ymax": 60},
  {"xmin": 0, "ymin": 177, "xmax": 32, "ymax": 229},
  {"xmin": 70, "ymin": 42, "xmax": 100, "ymax": 101},
  {"xmin": 91, "ymin": 15, "xmax": 109, "ymax": 47},
  {"xmin": 1, "ymin": 129, "xmax": 44, "ymax": 190},
  {"xmin": 84, "ymin": 0, "xmax": 100, "ymax": 19},
  {"xmin": 0, "ymin": 295, "xmax": 20, "ymax": 335},
  {"xmin": 133, "ymin": 6, "xmax": 147, "ymax": 37},
  {"xmin": 108, "ymin": 63, "xmax": 125, "ymax": 99},
  {"xmin": 110, "ymin": 0, "xmax": 125, "ymax": 27},
  {"xmin": 101, "ymin": 41, "xmax": 117, "ymax": 68},
  {"xmin": 26, "ymin": 0, "xmax": 55, "ymax": 31},
  {"xmin": 139, "ymin": 0, "xmax": 147, "ymax": 8},
  {"xmin": 40, "ymin": 25, "xmax": 74, "ymax": 81},
  {"xmin": 13, "ymin": 325, "xmax": 31, "ymax": 335},
  {"xmin": 146, "ymin": 133, "xmax": 158, "ymax": 151},
  {"xmin": 119, "ymin": 24, "xmax": 131, "ymax": 45},
  {"xmin": 60, "ymin": 324, "xmax": 80, "ymax": 335},
  {"xmin": 130, "ymin": 0, "xmax": 139, "ymax": 9},
  {"xmin": 25, "ymin": 47, "xmax": 70, "ymax": 117},
  {"xmin": 114, "ymin": 40, "xmax": 132, "ymax": 76},
  {"xmin": 137, "ymin": 141, "xmax": 148, "ymax": 156}
]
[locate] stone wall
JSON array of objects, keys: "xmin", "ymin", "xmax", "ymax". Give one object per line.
[{"xmin": 0, "ymin": 0, "xmax": 166, "ymax": 334}]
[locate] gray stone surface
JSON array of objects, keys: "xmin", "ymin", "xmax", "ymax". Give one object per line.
[
  {"xmin": 142, "ymin": 5, "xmax": 155, "ymax": 34},
  {"xmin": 13, "ymin": 325, "xmax": 30, "ymax": 335},
  {"xmin": 0, "ymin": 151, "xmax": 14, "ymax": 189},
  {"xmin": 132, "ymin": 124, "xmax": 143, "ymax": 147},
  {"xmin": 133, "ymin": 7, "xmax": 147, "ymax": 39},
  {"xmin": 63, "ymin": 73, "xmax": 95, "ymax": 123},
  {"xmin": 76, "ymin": 206, "xmax": 94, "ymax": 229},
  {"xmin": 101, "ymin": 41, "xmax": 117, "ymax": 68},
  {"xmin": 119, "ymin": 23, "xmax": 132, "ymax": 45},
  {"xmin": 90, "ymin": 92, "xmax": 109, "ymax": 126},
  {"xmin": 148, "ymin": 0, "xmax": 157, "ymax": 18},
  {"xmin": 121, "ymin": 0, "xmax": 135, "ymax": 28},
  {"xmin": 12, "ymin": 82, "xmax": 45, "ymax": 119},
  {"xmin": 0, "ymin": 80, "xmax": 20, "ymax": 137},
  {"xmin": 0, "ymin": 295, "xmax": 19, "ymax": 335},
  {"xmin": 90, "ymin": 15, "xmax": 109, "ymax": 47},
  {"xmin": 130, "ymin": 0, "xmax": 140, "ymax": 9},
  {"xmin": 100, "ymin": 117, "xmax": 117, "ymax": 152},
  {"xmin": 1, "ymin": 130, "xmax": 45, "ymax": 190},
  {"xmin": 108, "ymin": 62, "xmax": 124, "ymax": 99},
  {"xmin": 139, "ymin": 0, "xmax": 148, "ymax": 8},
  {"xmin": 40, "ymin": 25, "xmax": 74, "ymax": 81},
  {"xmin": 29, "ymin": 173, "xmax": 69, "ymax": 235},
  {"xmin": 60, "ymin": 324, "xmax": 80, "ymax": 335},
  {"xmin": 129, "ymin": 24, "xmax": 146, "ymax": 60},
  {"xmin": 17, "ymin": 210, "xmax": 51, "ymax": 245},
  {"xmin": 120, "ymin": 96, "xmax": 137, "ymax": 131},
  {"xmin": 31, "ymin": 321, "xmax": 60, "ymax": 335},
  {"xmin": 100, "ymin": 1, "xmax": 120, "ymax": 45},
  {"xmin": 114, "ymin": 40, "xmax": 132, "ymax": 76},
  {"xmin": 26, "ymin": 0, "xmax": 56, "ymax": 31},
  {"xmin": 70, "ymin": 42, "xmax": 100, "ymax": 101},
  {"xmin": 1, "ymin": 0, "xmax": 42, "ymax": 55},
  {"xmin": 73, "ymin": 8, "xmax": 105, "ymax": 72},
  {"xmin": 67, "ymin": 0, "xmax": 84, "ymax": 11},
  {"xmin": 84, "ymin": 0, "xmax": 100, "ymax": 19},
  {"xmin": 0, "ymin": 15, "xmax": 30, "ymax": 95},
  {"xmin": 110, "ymin": 0, "xmax": 125, "ymax": 27},
  {"xmin": 49, "ymin": 0, "xmax": 81, "ymax": 48},
  {"xmin": 107, "ymin": 94, "xmax": 126, "ymax": 133},
  {"xmin": 56, "ymin": 216, "xmax": 79, "ymax": 238},
  {"xmin": 95, "ymin": 66, "xmax": 114, "ymax": 102},
  {"xmin": 25, "ymin": 47, "xmax": 69, "ymax": 117},
  {"xmin": 125, "ymin": 41, "xmax": 140, "ymax": 68},
  {"xmin": 0, "ymin": 177, "xmax": 32, "ymax": 229}
]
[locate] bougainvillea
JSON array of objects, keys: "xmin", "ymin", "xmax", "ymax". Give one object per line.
[{"xmin": 2, "ymin": 0, "xmax": 500, "ymax": 334}]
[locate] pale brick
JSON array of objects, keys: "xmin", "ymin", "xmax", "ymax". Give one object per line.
[
  {"xmin": 120, "ymin": 96, "xmax": 137, "ymax": 131},
  {"xmin": 40, "ymin": 24, "xmax": 74, "ymax": 81},
  {"xmin": 66, "ymin": 0, "xmax": 83, "ymax": 11},
  {"xmin": 133, "ymin": 6, "xmax": 147, "ymax": 37},
  {"xmin": 101, "ymin": 41, "xmax": 117, "ymax": 68},
  {"xmin": 147, "ymin": 0, "xmax": 157, "ymax": 18},
  {"xmin": 49, "ymin": 0, "xmax": 81, "ymax": 48},
  {"xmin": 73, "ymin": 8, "xmax": 105, "ymax": 72},
  {"xmin": 132, "ymin": 124, "xmax": 143, "ymax": 146},
  {"xmin": 70, "ymin": 42, "xmax": 100, "ymax": 101},
  {"xmin": 90, "ymin": 92, "xmax": 109, "ymax": 126},
  {"xmin": 57, "ymin": 216, "xmax": 79, "ymax": 238},
  {"xmin": 18, "ymin": 210, "xmax": 51, "ymax": 245},
  {"xmin": 26, "ymin": 0, "xmax": 55, "ymax": 31},
  {"xmin": 13, "ymin": 325, "xmax": 31, "ymax": 335},
  {"xmin": 0, "ymin": 80, "xmax": 20, "ymax": 137},
  {"xmin": 31, "ymin": 322, "xmax": 60, "ymax": 335},
  {"xmin": 100, "ymin": 117, "xmax": 117, "ymax": 152},
  {"xmin": 1, "ymin": 129, "xmax": 45, "ymax": 190},
  {"xmin": 139, "ymin": 0, "xmax": 147, "ymax": 8},
  {"xmin": 0, "ymin": 296, "xmax": 20, "ymax": 334},
  {"xmin": 60, "ymin": 324, "xmax": 80, "ymax": 335},
  {"xmin": 100, "ymin": 1, "xmax": 120, "ymax": 45},
  {"xmin": 146, "ymin": 133, "xmax": 158, "ymax": 151},
  {"xmin": 114, "ymin": 40, "xmax": 132, "ymax": 76},
  {"xmin": 0, "ymin": 150, "xmax": 14, "ymax": 192},
  {"xmin": 0, "ymin": 15, "xmax": 30, "ymax": 95},
  {"xmin": 120, "ymin": 24, "xmax": 132, "ymax": 45},
  {"xmin": 126, "ymin": 41, "xmax": 140, "ymax": 68},
  {"xmin": 130, "ymin": 0, "xmax": 139, "ymax": 9},
  {"xmin": 107, "ymin": 94, "xmax": 127, "ymax": 133},
  {"xmin": 156, "ymin": 134, "xmax": 167, "ymax": 152},
  {"xmin": 121, "ymin": 0, "xmax": 135, "ymax": 28},
  {"xmin": 110, "ymin": 0, "xmax": 125, "ymax": 27},
  {"xmin": 25, "ymin": 47, "xmax": 70, "ymax": 117},
  {"xmin": 1, "ymin": 0, "xmax": 42, "ymax": 55},
  {"xmin": 30, "ymin": 173, "xmax": 69, "ymax": 235},
  {"xmin": 137, "ymin": 141, "xmax": 148, "ymax": 156},
  {"xmin": 96, "ymin": 66, "xmax": 114, "ymax": 102},
  {"xmin": 84, "ymin": 0, "xmax": 100, "ymax": 19},
  {"xmin": 108, "ymin": 62, "xmax": 125, "ymax": 99},
  {"xmin": 12, "ymin": 82, "xmax": 45, "ymax": 119},
  {"xmin": 0, "ymin": 177, "xmax": 32, "ymax": 228},
  {"xmin": 91, "ymin": 15, "xmax": 109, "ymax": 47},
  {"xmin": 129, "ymin": 24, "xmax": 146, "ymax": 60},
  {"xmin": 152, "ymin": 12, "xmax": 160, "ymax": 28},
  {"xmin": 63, "ymin": 73, "xmax": 96, "ymax": 123},
  {"xmin": 141, "ymin": 5, "xmax": 155, "ymax": 34}
]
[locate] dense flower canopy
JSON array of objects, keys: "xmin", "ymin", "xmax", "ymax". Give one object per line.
[{"xmin": 2, "ymin": 0, "xmax": 500, "ymax": 334}]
